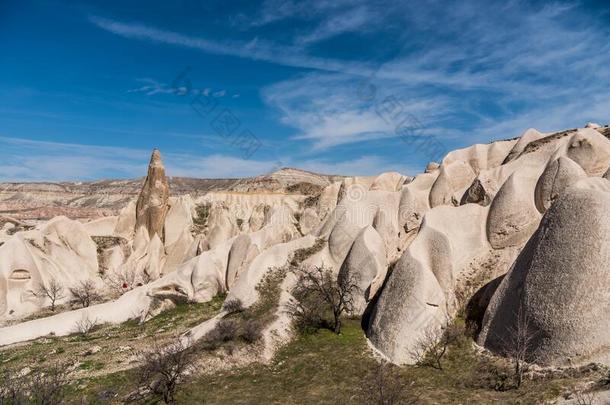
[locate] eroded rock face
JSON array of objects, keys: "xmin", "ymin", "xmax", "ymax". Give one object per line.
[
  {"xmin": 486, "ymin": 170, "xmax": 541, "ymax": 249},
  {"xmin": 479, "ymin": 186, "xmax": 610, "ymax": 366},
  {"xmin": 135, "ymin": 149, "xmax": 170, "ymax": 241},
  {"xmin": 461, "ymin": 178, "xmax": 490, "ymax": 206},
  {"xmin": 338, "ymin": 226, "xmax": 387, "ymax": 315},
  {"xmin": 0, "ymin": 216, "xmax": 100, "ymax": 320},
  {"xmin": 367, "ymin": 250, "xmax": 446, "ymax": 365},
  {"xmin": 534, "ymin": 156, "xmax": 586, "ymax": 213}
]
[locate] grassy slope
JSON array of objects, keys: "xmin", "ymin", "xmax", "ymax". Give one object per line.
[
  {"xmin": 0, "ymin": 296, "xmax": 225, "ymax": 401},
  {"xmin": 3, "ymin": 305, "xmax": 604, "ymax": 404},
  {"xmin": 175, "ymin": 319, "xmax": 591, "ymax": 405}
]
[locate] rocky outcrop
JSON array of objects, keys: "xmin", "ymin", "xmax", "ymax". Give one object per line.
[
  {"xmin": 135, "ymin": 149, "xmax": 170, "ymax": 241},
  {"xmin": 479, "ymin": 185, "xmax": 610, "ymax": 366},
  {"xmin": 338, "ymin": 226, "xmax": 387, "ymax": 315},
  {"xmin": 0, "ymin": 216, "xmax": 100, "ymax": 320},
  {"xmin": 460, "ymin": 178, "xmax": 490, "ymax": 206},
  {"xmin": 3, "ymin": 123, "xmax": 610, "ymax": 372},
  {"xmin": 534, "ymin": 157, "xmax": 586, "ymax": 213},
  {"xmin": 486, "ymin": 169, "xmax": 541, "ymax": 249}
]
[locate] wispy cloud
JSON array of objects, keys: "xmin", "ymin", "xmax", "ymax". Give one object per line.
[
  {"xmin": 262, "ymin": 72, "xmax": 451, "ymax": 150},
  {"xmin": 235, "ymin": 0, "xmax": 365, "ymax": 29},
  {"xmin": 89, "ymin": 15, "xmax": 372, "ymax": 75},
  {"xmin": 263, "ymin": 1, "xmax": 610, "ymax": 150},
  {"xmin": 90, "ymin": 2, "xmax": 610, "ymax": 159},
  {"xmin": 294, "ymin": 5, "xmax": 377, "ymax": 45},
  {"xmin": 127, "ymin": 78, "xmax": 225, "ymax": 98}
]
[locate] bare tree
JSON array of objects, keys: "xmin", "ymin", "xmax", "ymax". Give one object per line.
[
  {"xmin": 0, "ymin": 363, "xmax": 69, "ymax": 405},
  {"xmin": 408, "ymin": 321, "xmax": 461, "ymax": 371},
  {"xmin": 33, "ymin": 279, "xmax": 65, "ymax": 311},
  {"xmin": 137, "ymin": 339, "xmax": 196, "ymax": 404},
  {"xmin": 359, "ymin": 360, "xmax": 419, "ymax": 405},
  {"xmin": 103, "ymin": 268, "xmax": 136, "ymax": 295},
  {"xmin": 69, "ymin": 280, "xmax": 102, "ymax": 308},
  {"xmin": 0, "ymin": 369, "xmax": 27, "ymax": 404},
  {"xmin": 501, "ymin": 306, "xmax": 538, "ymax": 388},
  {"xmin": 289, "ymin": 264, "xmax": 359, "ymax": 334}
]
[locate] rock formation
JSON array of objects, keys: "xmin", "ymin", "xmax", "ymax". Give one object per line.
[
  {"xmin": 2, "ymin": 123, "xmax": 610, "ymax": 373},
  {"xmin": 478, "ymin": 184, "xmax": 610, "ymax": 366},
  {"xmin": 135, "ymin": 149, "xmax": 170, "ymax": 241}
]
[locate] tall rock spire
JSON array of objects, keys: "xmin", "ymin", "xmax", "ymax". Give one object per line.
[{"xmin": 135, "ymin": 149, "xmax": 170, "ymax": 241}]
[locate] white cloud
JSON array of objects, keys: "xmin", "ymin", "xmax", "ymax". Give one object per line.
[
  {"xmin": 262, "ymin": 72, "xmax": 451, "ymax": 150},
  {"xmin": 89, "ymin": 15, "xmax": 372, "ymax": 75},
  {"xmin": 294, "ymin": 6, "xmax": 376, "ymax": 45},
  {"xmin": 128, "ymin": 78, "xmax": 225, "ymax": 98},
  {"xmin": 87, "ymin": 2, "xmax": 610, "ymax": 163},
  {"xmin": 236, "ymin": 0, "xmax": 365, "ymax": 28}
]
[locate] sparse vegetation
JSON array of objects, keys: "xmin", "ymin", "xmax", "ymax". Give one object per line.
[
  {"xmin": 358, "ymin": 360, "xmax": 419, "ymax": 404},
  {"xmin": 205, "ymin": 319, "xmax": 240, "ymax": 348},
  {"xmin": 102, "ymin": 268, "xmax": 140, "ymax": 296},
  {"xmin": 74, "ymin": 313, "xmax": 98, "ymax": 335},
  {"xmin": 500, "ymin": 306, "xmax": 539, "ymax": 388},
  {"xmin": 303, "ymin": 194, "xmax": 321, "ymax": 208},
  {"xmin": 289, "ymin": 238, "xmax": 326, "ymax": 267},
  {"xmin": 0, "ymin": 363, "xmax": 69, "ymax": 405},
  {"xmin": 409, "ymin": 321, "xmax": 462, "ymax": 370},
  {"xmin": 91, "ymin": 235, "xmax": 127, "ymax": 256},
  {"xmin": 69, "ymin": 280, "xmax": 102, "ymax": 308},
  {"xmin": 203, "ymin": 266, "xmax": 288, "ymax": 350},
  {"xmin": 3, "ymin": 315, "xmax": 602, "ymax": 404},
  {"xmin": 288, "ymin": 264, "xmax": 359, "ymax": 334},
  {"xmin": 569, "ymin": 386, "xmax": 597, "ymax": 405},
  {"xmin": 286, "ymin": 182, "xmax": 324, "ymax": 196},
  {"xmin": 192, "ymin": 202, "xmax": 211, "ymax": 233},
  {"xmin": 32, "ymin": 278, "xmax": 65, "ymax": 311},
  {"xmin": 136, "ymin": 339, "xmax": 196, "ymax": 404},
  {"xmin": 286, "ymin": 182, "xmax": 324, "ymax": 209},
  {"xmin": 0, "ymin": 297, "xmax": 225, "ymax": 403},
  {"xmin": 223, "ymin": 298, "xmax": 244, "ymax": 314}
]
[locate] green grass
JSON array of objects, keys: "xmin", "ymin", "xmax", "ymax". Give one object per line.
[
  {"xmin": 4, "ymin": 303, "xmax": 604, "ymax": 404},
  {"xmin": 172, "ymin": 319, "xmax": 595, "ymax": 404},
  {"xmin": 79, "ymin": 360, "xmax": 105, "ymax": 371},
  {"xmin": 0, "ymin": 295, "xmax": 225, "ymax": 381}
]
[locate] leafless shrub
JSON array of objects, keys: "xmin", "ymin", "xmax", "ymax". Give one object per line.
[
  {"xmin": 75, "ymin": 313, "xmax": 97, "ymax": 335},
  {"xmin": 32, "ymin": 279, "xmax": 65, "ymax": 311},
  {"xmin": 223, "ymin": 298, "xmax": 244, "ymax": 314},
  {"xmin": 202, "ymin": 319, "xmax": 239, "ymax": 350},
  {"xmin": 69, "ymin": 280, "xmax": 102, "ymax": 308},
  {"xmin": 570, "ymin": 387, "xmax": 596, "ymax": 405},
  {"xmin": 408, "ymin": 321, "xmax": 461, "ymax": 370},
  {"xmin": 500, "ymin": 306, "xmax": 539, "ymax": 388},
  {"xmin": 240, "ymin": 319, "xmax": 263, "ymax": 343},
  {"xmin": 103, "ymin": 268, "xmax": 137, "ymax": 295},
  {"xmin": 466, "ymin": 357, "xmax": 512, "ymax": 392},
  {"xmin": 0, "ymin": 369, "xmax": 27, "ymax": 404},
  {"xmin": 137, "ymin": 339, "xmax": 196, "ymax": 404},
  {"xmin": 0, "ymin": 363, "xmax": 69, "ymax": 405},
  {"xmin": 288, "ymin": 264, "xmax": 359, "ymax": 334},
  {"xmin": 358, "ymin": 360, "xmax": 419, "ymax": 405}
]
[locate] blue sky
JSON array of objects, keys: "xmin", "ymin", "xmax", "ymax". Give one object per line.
[{"xmin": 2, "ymin": 0, "xmax": 610, "ymax": 180}]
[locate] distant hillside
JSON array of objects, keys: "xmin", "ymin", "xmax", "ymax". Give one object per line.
[{"xmin": 0, "ymin": 168, "xmax": 344, "ymax": 220}]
